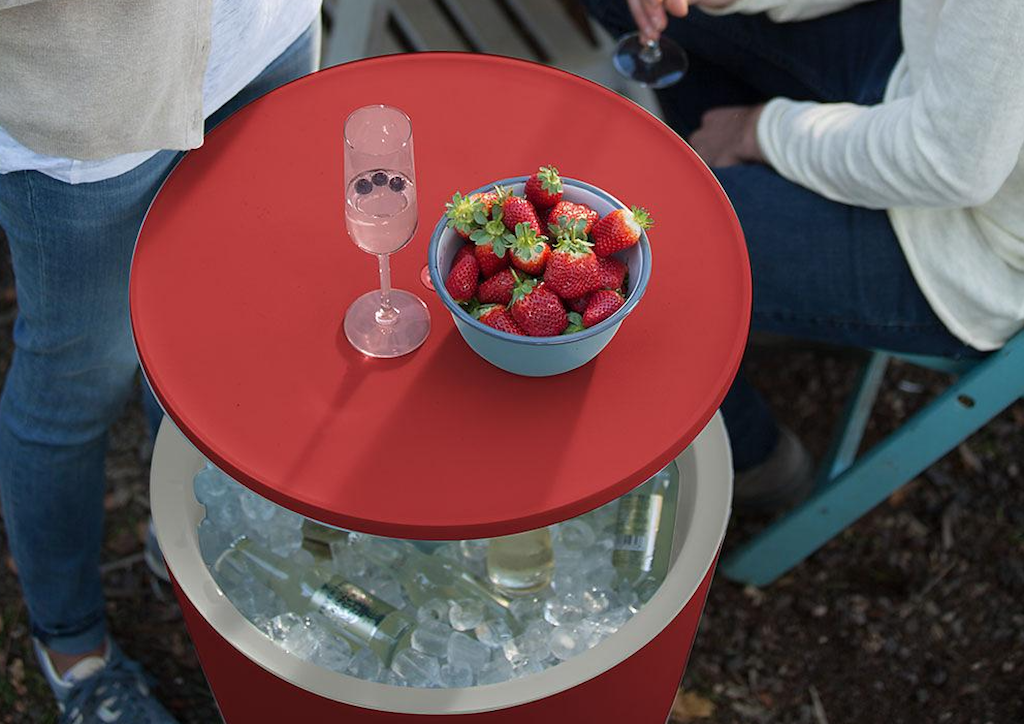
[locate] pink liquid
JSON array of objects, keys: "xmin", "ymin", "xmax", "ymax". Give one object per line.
[{"xmin": 345, "ymin": 170, "xmax": 418, "ymax": 254}]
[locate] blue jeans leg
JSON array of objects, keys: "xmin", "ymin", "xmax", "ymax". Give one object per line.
[
  {"xmin": 715, "ymin": 164, "xmax": 980, "ymax": 470},
  {"xmin": 0, "ymin": 21, "xmax": 318, "ymax": 656}
]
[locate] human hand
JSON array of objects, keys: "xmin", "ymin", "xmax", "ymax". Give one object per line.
[
  {"xmin": 627, "ymin": 0, "xmax": 689, "ymax": 43},
  {"xmin": 687, "ymin": 105, "xmax": 766, "ymax": 166}
]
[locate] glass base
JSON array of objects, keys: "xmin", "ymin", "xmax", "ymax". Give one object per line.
[
  {"xmin": 344, "ymin": 289, "xmax": 431, "ymax": 358},
  {"xmin": 613, "ymin": 33, "xmax": 688, "ymax": 89}
]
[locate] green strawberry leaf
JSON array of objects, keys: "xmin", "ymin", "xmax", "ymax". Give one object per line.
[{"xmin": 473, "ymin": 210, "xmax": 489, "ymax": 226}]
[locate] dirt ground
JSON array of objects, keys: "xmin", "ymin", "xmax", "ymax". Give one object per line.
[{"xmin": 0, "ymin": 232, "xmax": 1021, "ymax": 724}]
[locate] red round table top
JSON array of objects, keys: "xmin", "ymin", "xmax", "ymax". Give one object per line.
[{"xmin": 131, "ymin": 53, "xmax": 750, "ymax": 539}]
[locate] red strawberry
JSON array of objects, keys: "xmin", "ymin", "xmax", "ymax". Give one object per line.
[
  {"xmin": 474, "ymin": 304, "xmax": 524, "ymax": 335},
  {"xmin": 470, "ymin": 206, "xmax": 513, "ymax": 277},
  {"xmin": 566, "ymin": 293, "xmax": 591, "ymax": 315},
  {"xmin": 508, "ymin": 222, "xmax": 551, "ymax": 276},
  {"xmin": 543, "ymin": 219, "xmax": 599, "ymax": 299},
  {"xmin": 510, "ymin": 274, "xmax": 568, "ymax": 337},
  {"xmin": 474, "ymin": 242, "xmax": 509, "ymax": 277},
  {"xmin": 454, "ymin": 244, "xmax": 475, "ymax": 263},
  {"xmin": 445, "ymin": 251, "xmax": 479, "ymax": 302},
  {"xmin": 595, "ymin": 256, "xmax": 627, "ymax": 290},
  {"xmin": 524, "ymin": 165, "xmax": 562, "ymax": 209},
  {"xmin": 592, "ymin": 206, "xmax": 653, "ymax": 257},
  {"xmin": 470, "ymin": 189, "xmax": 500, "ymax": 216},
  {"xmin": 583, "ymin": 289, "xmax": 625, "ymax": 327},
  {"xmin": 496, "ymin": 186, "xmax": 545, "ymax": 237},
  {"xmin": 445, "ymin": 192, "xmax": 484, "ymax": 240},
  {"xmin": 478, "ymin": 267, "xmax": 517, "ymax": 306},
  {"xmin": 546, "ymin": 200, "xmax": 600, "ymax": 237}
]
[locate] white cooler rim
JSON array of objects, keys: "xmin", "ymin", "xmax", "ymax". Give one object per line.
[{"xmin": 150, "ymin": 413, "xmax": 733, "ymax": 715}]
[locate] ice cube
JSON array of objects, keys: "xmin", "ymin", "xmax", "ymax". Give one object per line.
[
  {"xmin": 502, "ymin": 621, "xmax": 550, "ymax": 664},
  {"xmin": 281, "ymin": 621, "xmax": 319, "ymax": 659},
  {"xmin": 557, "ymin": 519, "xmax": 595, "ymax": 551},
  {"xmin": 447, "ymin": 632, "xmax": 490, "ymax": 670},
  {"xmin": 240, "ymin": 489, "xmax": 277, "ymax": 522},
  {"xmin": 410, "ymin": 619, "xmax": 453, "ymax": 658},
  {"xmin": 391, "ymin": 649, "xmax": 440, "ymax": 688},
  {"xmin": 416, "ymin": 598, "xmax": 450, "ymax": 624},
  {"xmin": 193, "ymin": 467, "xmax": 231, "ymax": 506},
  {"xmin": 543, "ymin": 592, "xmax": 585, "ymax": 626},
  {"xmin": 268, "ymin": 525, "xmax": 303, "ymax": 558},
  {"xmin": 330, "ymin": 540, "xmax": 368, "ymax": 579},
  {"xmin": 582, "ymin": 587, "xmax": 614, "ymax": 615},
  {"xmin": 458, "ymin": 540, "xmax": 488, "ymax": 561},
  {"xmin": 511, "ymin": 657, "xmax": 546, "ymax": 679},
  {"xmin": 508, "ymin": 595, "xmax": 545, "ymax": 622},
  {"xmin": 268, "ymin": 612, "xmax": 303, "ymax": 642},
  {"xmin": 476, "ymin": 658, "xmax": 514, "ymax": 685},
  {"xmin": 549, "ymin": 625, "xmax": 586, "ymax": 660},
  {"xmin": 474, "ymin": 619, "xmax": 514, "ymax": 649},
  {"xmin": 346, "ymin": 648, "xmax": 384, "ymax": 682},
  {"xmin": 309, "ymin": 628, "xmax": 352, "ymax": 674},
  {"xmin": 439, "ymin": 661, "xmax": 474, "ymax": 688},
  {"xmin": 448, "ymin": 599, "xmax": 485, "ymax": 631}
]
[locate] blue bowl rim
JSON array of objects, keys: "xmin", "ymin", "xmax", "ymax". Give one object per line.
[{"xmin": 427, "ymin": 176, "xmax": 653, "ymax": 346}]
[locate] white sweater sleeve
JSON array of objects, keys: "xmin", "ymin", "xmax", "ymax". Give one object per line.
[
  {"xmin": 701, "ymin": 0, "xmax": 877, "ymax": 23},
  {"xmin": 755, "ymin": 0, "xmax": 1024, "ymax": 209}
]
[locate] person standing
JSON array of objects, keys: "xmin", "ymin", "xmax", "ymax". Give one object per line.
[{"xmin": 0, "ymin": 1, "xmax": 323, "ymax": 721}]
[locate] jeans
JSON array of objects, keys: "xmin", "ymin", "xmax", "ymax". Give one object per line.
[
  {"xmin": 0, "ymin": 22, "xmax": 319, "ymax": 656},
  {"xmin": 585, "ymin": 0, "xmax": 980, "ymax": 470}
]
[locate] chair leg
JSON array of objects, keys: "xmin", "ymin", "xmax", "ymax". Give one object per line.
[
  {"xmin": 721, "ymin": 341, "xmax": 1024, "ymax": 587},
  {"xmin": 818, "ymin": 352, "xmax": 889, "ymax": 482}
]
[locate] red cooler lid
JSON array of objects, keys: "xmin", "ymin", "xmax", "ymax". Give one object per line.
[{"xmin": 130, "ymin": 53, "xmax": 750, "ymax": 539}]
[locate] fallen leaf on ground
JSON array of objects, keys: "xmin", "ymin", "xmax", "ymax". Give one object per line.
[
  {"xmin": 671, "ymin": 689, "xmax": 715, "ymax": 721},
  {"xmin": 8, "ymin": 658, "xmax": 26, "ymax": 696}
]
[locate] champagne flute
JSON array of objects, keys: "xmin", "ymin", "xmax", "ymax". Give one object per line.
[
  {"xmin": 612, "ymin": 32, "xmax": 688, "ymax": 89},
  {"xmin": 343, "ymin": 105, "xmax": 430, "ymax": 358}
]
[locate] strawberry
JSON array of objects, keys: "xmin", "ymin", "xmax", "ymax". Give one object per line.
[
  {"xmin": 566, "ymin": 293, "xmax": 591, "ymax": 315},
  {"xmin": 445, "ymin": 250, "xmax": 480, "ymax": 302},
  {"xmin": 470, "ymin": 206, "xmax": 513, "ymax": 276},
  {"xmin": 477, "ymin": 267, "xmax": 517, "ymax": 306},
  {"xmin": 470, "ymin": 189, "xmax": 500, "ymax": 216},
  {"xmin": 583, "ymin": 289, "xmax": 625, "ymax": 327},
  {"xmin": 543, "ymin": 217, "xmax": 599, "ymax": 299},
  {"xmin": 510, "ymin": 274, "xmax": 568, "ymax": 337},
  {"xmin": 474, "ymin": 304, "xmax": 524, "ymax": 335},
  {"xmin": 595, "ymin": 256, "xmax": 628, "ymax": 290},
  {"xmin": 524, "ymin": 165, "xmax": 562, "ymax": 209},
  {"xmin": 508, "ymin": 222, "xmax": 551, "ymax": 277},
  {"xmin": 454, "ymin": 244, "xmax": 475, "ymax": 263},
  {"xmin": 445, "ymin": 192, "xmax": 484, "ymax": 239},
  {"xmin": 496, "ymin": 185, "xmax": 545, "ymax": 237},
  {"xmin": 592, "ymin": 206, "xmax": 653, "ymax": 257},
  {"xmin": 546, "ymin": 200, "xmax": 600, "ymax": 237}
]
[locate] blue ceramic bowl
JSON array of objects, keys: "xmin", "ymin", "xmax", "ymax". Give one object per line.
[{"xmin": 428, "ymin": 177, "xmax": 652, "ymax": 377}]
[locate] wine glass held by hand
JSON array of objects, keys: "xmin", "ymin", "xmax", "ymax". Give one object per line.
[{"xmin": 343, "ymin": 104, "xmax": 431, "ymax": 358}]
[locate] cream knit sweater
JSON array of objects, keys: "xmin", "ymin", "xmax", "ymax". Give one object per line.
[{"xmin": 716, "ymin": 0, "xmax": 1024, "ymax": 350}]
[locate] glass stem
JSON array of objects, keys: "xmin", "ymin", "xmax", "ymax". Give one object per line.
[
  {"xmin": 640, "ymin": 38, "xmax": 662, "ymax": 65},
  {"xmin": 376, "ymin": 253, "xmax": 398, "ymax": 325}
]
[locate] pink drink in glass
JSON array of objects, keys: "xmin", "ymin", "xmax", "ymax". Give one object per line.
[{"xmin": 342, "ymin": 105, "xmax": 430, "ymax": 358}]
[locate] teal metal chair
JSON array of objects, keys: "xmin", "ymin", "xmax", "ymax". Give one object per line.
[{"xmin": 721, "ymin": 329, "xmax": 1024, "ymax": 587}]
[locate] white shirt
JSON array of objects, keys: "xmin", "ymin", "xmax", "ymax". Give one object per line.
[
  {"xmin": 0, "ymin": 0, "xmax": 321, "ymax": 184},
  {"xmin": 720, "ymin": 0, "xmax": 1024, "ymax": 350}
]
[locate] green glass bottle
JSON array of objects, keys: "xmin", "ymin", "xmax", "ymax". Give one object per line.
[
  {"xmin": 218, "ymin": 536, "xmax": 414, "ymax": 665},
  {"xmin": 612, "ymin": 460, "xmax": 680, "ymax": 589}
]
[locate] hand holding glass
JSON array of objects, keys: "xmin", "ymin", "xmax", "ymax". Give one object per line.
[{"xmin": 343, "ymin": 105, "xmax": 430, "ymax": 358}]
